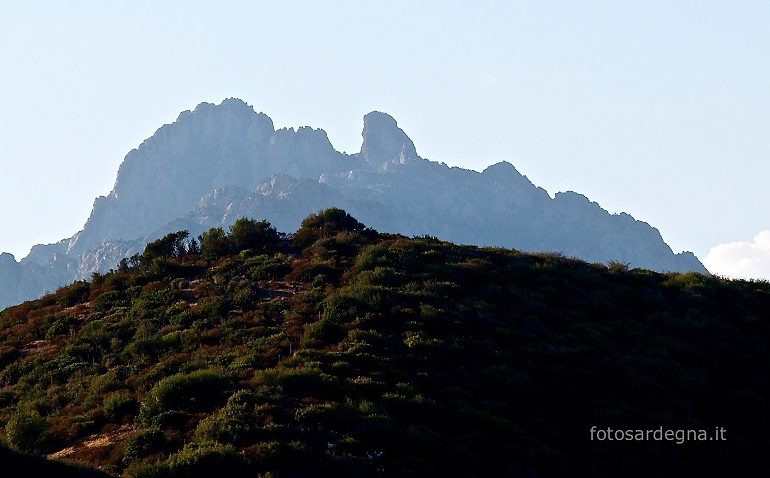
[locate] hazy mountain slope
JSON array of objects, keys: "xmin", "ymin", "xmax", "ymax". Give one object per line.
[{"xmin": 0, "ymin": 99, "xmax": 707, "ymax": 309}]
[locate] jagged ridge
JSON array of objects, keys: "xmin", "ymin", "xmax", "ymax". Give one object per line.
[{"xmin": 0, "ymin": 98, "xmax": 707, "ymax": 309}]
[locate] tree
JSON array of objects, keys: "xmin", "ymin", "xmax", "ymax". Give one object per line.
[
  {"xmin": 199, "ymin": 227, "xmax": 231, "ymax": 259},
  {"xmin": 143, "ymin": 230, "xmax": 190, "ymax": 261},
  {"xmin": 229, "ymin": 218, "xmax": 279, "ymax": 253},
  {"xmin": 187, "ymin": 237, "xmax": 201, "ymax": 255},
  {"xmin": 294, "ymin": 208, "xmax": 370, "ymax": 248}
]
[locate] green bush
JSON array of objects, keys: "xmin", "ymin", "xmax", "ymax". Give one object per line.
[
  {"xmin": 233, "ymin": 286, "xmax": 258, "ymax": 309},
  {"xmin": 229, "ymin": 218, "xmax": 279, "ymax": 253},
  {"xmin": 124, "ymin": 462, "xmax": 170, "ymax": 478},
  {"xmin": 140, "ymin": 369, "xmax": 230, "ymax": 421},
  {"xmin": 123, "ymin": 336, "xmax": 164, "ymax": 363},
  {"xmin": 127, "ymin": 443, "xmax": 252, "ymax": 478},
  {"xmin": 55, "ymin": 280, "xmax": 91, "ymax": 307},
  {"xmin": 86, "ymin": 371, "xmax": 122, "ymax": 404},
  {"xmin": 187, "ymin": 297, "xmax": 225, "ymax": 328},
  {"xmin": 353, "ymin": 266, "xmax": 404, "ymax": 287},
  {"xmin": 167, "ymin": 443, "xmax": 251, "ymax": 477},
  {"xmin": 322, "ymin": 293, "xmax": 368, "ymax": 323},
  {"xmin": 302, "ymin": 317, "xmax": 345, "ymax": 349},
  {"xmin": 45, "ymin": 317, "xmax": 72, "ymax": 339},
  {"xmin": 194, "ymin": 390, "xmax": 257, "ymax": 445},
  {"xmin": 103, "ymin": 390, "xmax": 139, "ymax": 420},
  {"xmin": 122, "ymin": 427, "xmax": 168, "ymax": 466},
  {"xmin": 254, "ymin": 366, "xmax": 337, "ymax": 398},
  {"xmin": 346, "ymin": 329, "xmax": 386, "ymax": 347},
  {"xmin": 245, "ymin": 255, "xmax": 292, "ymax": 281},
  {"xmin": 131, "ymin": 288, "xmax": 174, "ymax": 319},
  {"xmin": 294, "ymin": 208, "xmax": 371, "ymax": 248},
  {"xmin": 94, "ymin": 290, "xmax": 126, "ymax": 313},
  {"xmin": 5, "ymin": 408, "xmax": 47, "ymax": 452}
]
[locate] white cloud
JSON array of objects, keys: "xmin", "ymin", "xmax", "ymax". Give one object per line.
[{"xmin": 704, "ymin": 231, "xmax": 770, "ymax": 280}]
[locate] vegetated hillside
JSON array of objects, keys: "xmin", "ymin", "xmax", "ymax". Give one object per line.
[{"xmin": 0, "ymin": 209, "xmax": 767, "ymax": 477}]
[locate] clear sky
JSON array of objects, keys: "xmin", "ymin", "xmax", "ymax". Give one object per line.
[{"xmin": 1, "ymin": 1, "xmax": 769, "ymax": 277}]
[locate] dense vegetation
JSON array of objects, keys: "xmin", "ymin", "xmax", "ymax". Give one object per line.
[{"xmin": 0, "ymin": 209, "xmax": 768, "ymax": 476}]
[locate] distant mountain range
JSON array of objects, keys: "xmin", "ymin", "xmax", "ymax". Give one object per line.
[{"xmin": 0, "ymin": 98, "xmax": 707, "ymax": 309}]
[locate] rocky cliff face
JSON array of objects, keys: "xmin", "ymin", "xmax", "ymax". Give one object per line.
[
  {"xmin": 0, "ymin": 98, "xmax": 708, "ymax": 309},
  {"xmin": 360, "ymin": 111, "xmax": 418, "ymax": 168}
]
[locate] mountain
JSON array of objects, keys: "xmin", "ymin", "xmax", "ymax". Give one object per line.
[
  {"xmin": 0, "ymin": 213, "xmax": 765, "ymax": 476},
  {"xmin": 0, "ymin": 98, "xmax": 707, "ymax": 310}
]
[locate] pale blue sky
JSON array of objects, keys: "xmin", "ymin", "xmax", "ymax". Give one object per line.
[{"xmin": 1, "ymin": 1, "xmax": 769, "ymax": 274}]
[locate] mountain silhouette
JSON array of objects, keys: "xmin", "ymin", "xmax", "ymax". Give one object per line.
[{"xmin": 0, "ymin": 98, "xmax": 707, "ymax": 309}]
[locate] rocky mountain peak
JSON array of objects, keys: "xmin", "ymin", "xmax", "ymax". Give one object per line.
[
  {"xmin": 481, "ymin": 161, "xmax": 536, "ymax": 188},
  {"xmin": 0, "ymin": 99, "xmax": 710, "ymax": 311},
  {"xmin": 0, "ymin": 252, "xmax": 16, "ymax": 266},
  {"xmin": 360, "ymin": 111, "xmax": 418, "ymax": 167},
  {"xmin": 270, "ymin": 126, "xmax": 335, "ymax": 155},
  {"xmin": 482, "ymin": 161, "xmax": 520, "ymax": 175},
  {"xmin": 554, "ymin": 191, "xmax": 594, "ymax": 207},
  {"xmin": 72, "ymin": 99, "xmax": 277, "ymax": 253}
]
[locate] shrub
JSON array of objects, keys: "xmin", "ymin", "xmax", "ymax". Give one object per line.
[
  {"xmin": 127, "ymin": 443, "xmax": 252, "ymax": 478},
  {"xmin": 55, "ymin": 280, "xmax": 91, "ymax": 307},
  {"xmin": 229, "ymin": 218, "xmax": 279, "ymax": 253},
  {"xmin": 88, "ymin": 371, "xmax": 123, "ymax": 400},
  {"xmin": 302, "ymin": 317, "xmax": 345, "ymax": 349},
  {"xmin": 103, "ymin": 391, "xmax": 139, "ymax": 420},
  {"xmin": 94, "ymin": 290, "xmax": 126, "ymax": 313},
  {"xmin": 294, "ymin": 402, "xmax": 347, "ymax": 425},
  {"xmin": 353, "ymin": 266, "xmax": 404, "ymax": 288},
  {"xmin": 607, "ymin": 260, "xmax": 630, "ymax": 273},
  {"xmin": 168, "ymin": 443, "xmax": 251, "ymax": 477},
  {"xmin": 122, "ymin": 427, "xmax": 168, "ymax": 466},
  {"xmin": 123, "ymin": 336, "xmax": 164, "ymax": 363},
  {"xmin": 233, "ymin": 286, "xmax": 258, "ymax": 309},
  {"xmin": 346, "ymin": 329, "xmax": 386, "ymax": 347},
  {"xmin": 124, "ymin": 462, "xmax": 170, "ymax": 478},
  {"xmin": 245, "ymin": 255, "xmax": 292, "ymax": 281},
  {"xmin": 5, "ymin": 408, "xmax": 47, "ymax": 452},
  {"xmin": 194, "ymin": 390, "xmax": 257, "ymax": 445},
  {"xmin": 45, "ymin": 317, "xmax": 72, "ymax": 339},
  {"xmin": 186, "ymin": 297, "xmax": 225, "ymax": 329},
  {"xmin": 294, "ymin": 208, "xmax": 370, "ymax": 248},
  {"xmin": 140, "ymin": 369, "xmax": 230, "ymax": 421},
  {"xmin": 134, "ymin": 287, "xmax": 173, "ymax": 309},
  {"xmin": 254, "ymin": 366, "xmax": 337, "ymax": 398}
]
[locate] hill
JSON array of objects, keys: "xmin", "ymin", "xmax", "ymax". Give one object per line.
[
  {"xmin": 0, "ymin": 99, "xmax": 706, "ymax": 310},
  {"xmin": 0, "ymin": 210, "xmax": 765, "ymax": 476}
]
